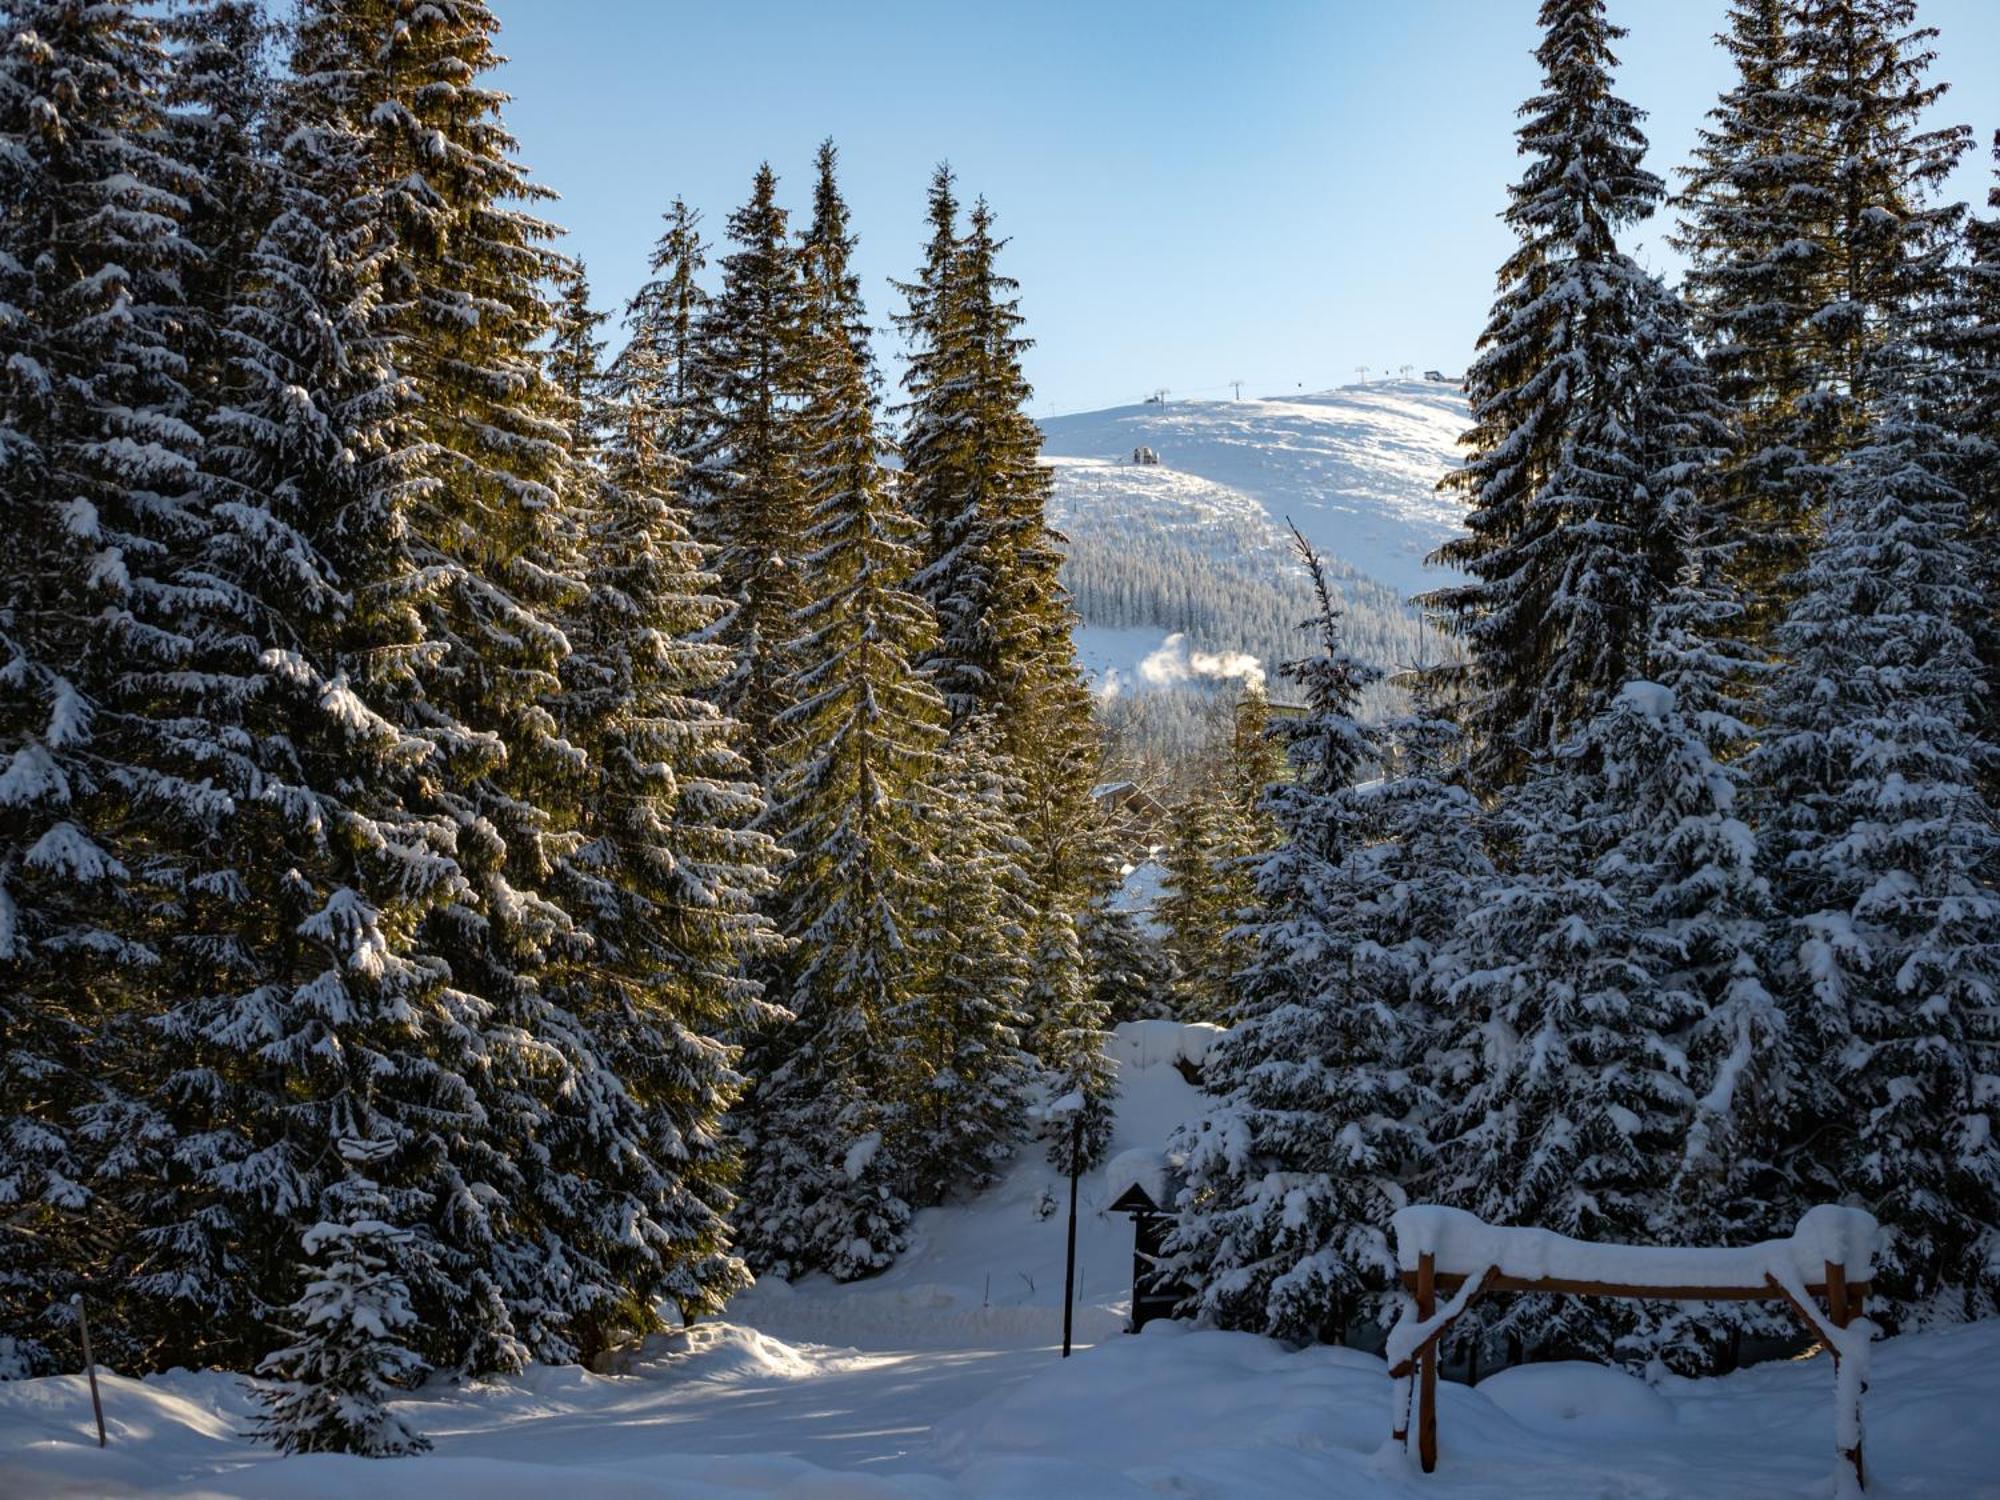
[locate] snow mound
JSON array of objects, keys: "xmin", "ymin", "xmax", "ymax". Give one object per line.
[
  {"xmin": 1103, "ymin": 1019, "xmax": 1225, "ymax": 1073},
  {"xmin": 636, "ymin": 1321, "xmax": 827, "ymax": 1382},
  {"xmin": 1477, "ymin": 1361, "xmax": 1678, "ymax": 1437}
]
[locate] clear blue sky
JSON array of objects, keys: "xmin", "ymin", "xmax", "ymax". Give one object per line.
[{"xmin": 494, "ymin": 0, "xmax": 2000, "ymax": 418}]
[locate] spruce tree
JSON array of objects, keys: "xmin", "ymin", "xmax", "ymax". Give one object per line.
[
  {"xmin": 895, "ymin": 717, "xmax": 1035, "ymax": 1206},
  {"xmin": 127, "ymin": 1, "xmax": 519, "ymax": 1397},
  {"xmin": 1622, "ymin": 554, "xmax": 1795, "ymax": 1369},
  {"xmin": 0, "ymin": 0, "xmax": 207, "ymax": 1373},
  {"xmin": 253, "ymin": 1164, "xmax": 430, "ymax": 1457},
  {"xmin": 1169, "ymin": 536, "xmax": 1421, "ymax": 1342},
  {"xmin": 1422, "ymin": 0, "xmax": 1691, "ymax": 787},
  {"xmin": 263, "ymin": 0, "xmax": 623, "ymax": 1378},
  {"xmin": 895, "ymin": 175, "xmax": 1112, "ymax": 1142},
  {"xmin": 1438, "ymin": 707, "xmax": 1697, "ymax": 1362},
  {"xmin": 694, "ymin": 164, "xmax": 811, "ymax": 776},
  {"xmin": 1959, "ymin": 135, "xmax": 2000, "ymax": 781},
  {"xmin": 539, "ymin": 263, "xmax": 784, "ymax": 1354},
  {"xmin": 1029, "ymin": 910, "xmax": 1116, "ymax": 1175},
  {"xmin": 1748, "ymin": 401, "xmax": 2000, "ymax": 1326},
  {"xmin": 546, "ymin": 257, "xmax": 610, "ymax": 454},
  {"xmin": 1078, "ymin": 898, "xmax": 1174, "ymax": 1024},
  {"xmin": 894, "ymin": 165, "xmax": 986, "ymax": 716},
  {"xmin": 607, "ymin": 197, "xmax": 712, "ymax": 498},
  {"xmin": 737, "ymin": 172, "xmax": 948, "ymax": 1276},
  {"xmin": 1672, "ymin": 0, "xmax": 1828, "ymax": 623},
  {"xmin": 1155, "ymin": 783, "xmax": 1235, "ymax": 1023},
  {"xmin": 162, "ymin": 0, "xmax": 274, "ymax": 410},
  {"xmin": 1675, "ymin": 0, "xmax": 1970, "ymax": 626}
]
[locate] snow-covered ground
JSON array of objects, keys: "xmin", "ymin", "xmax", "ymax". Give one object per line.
[{"xmin": 6, "ymin": 1020, "xmax": 1999, "ymax": 1499}]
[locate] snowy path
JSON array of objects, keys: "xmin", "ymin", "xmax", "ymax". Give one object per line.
[
  {"xmin": 416, "ymin": 1330, "xmax": 1051, "ymax": 1475},
  {"xmin": 6, "ymin": 1023, "xmax": 2000, "ymax": 1498}
]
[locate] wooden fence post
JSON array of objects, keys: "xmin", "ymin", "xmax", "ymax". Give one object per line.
[
  {"xmin": 1826, "ymin": 1259, "xmax": 1863, "ymax": 1490},
  {"xmin": 1417, "ymin": 1250, "xmax": 1438, "ymax": 1473}
]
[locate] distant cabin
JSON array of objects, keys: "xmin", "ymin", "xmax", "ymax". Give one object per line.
[{"xmin": 1092, "ymin": 780, "xmax": 1168, "ymax": 868}]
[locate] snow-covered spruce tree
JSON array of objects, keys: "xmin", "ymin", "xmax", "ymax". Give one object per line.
[
  {"xmin": 693, "ymin": 163, "xmax": 811, "ymax": 780},
  {"xmin": 894, "ymin": 715, "xmax": 1036, "ymax": 1207},
  {"xmin": 538, "ymin": 263, "xmax": 784, "ymax": 1355},
  {"xmin": 1958, "ymin": 135, "xmax": 2000, "ymax": 785},
  {"xmin": 1422, "ymin": 0, "xmax": 1691, "ymax": 789},
  {"xmin": 893, "ymin": 164, "xmax": 987, "ymax": 719},
  {"xmin": 1437, "ymin": 702, "xmax": 1699, "ymax": 1364},
  {"xmin": 1029, "ymin": 908, "xmax": 1115, "ymax": 1175},
  {"xmin": 161, "ymin": 0, "xmax": 275, "ymax": 411},
  {"xmin": 116, "ymin": 10, "xmax": 510, "ymax": 1393},
  {"xmin": 606, "ymin": 197, "xmax": 711, "ymax": 508},
  {"xmin": 1748, "ymin": 396, "xmax": 2000, "ymax": 1327},
  {"xmin": 969, "ymin": 203, "xmax": 1113, "ymax": 1123},
  {"xmin": 253, "ymin": 1160, "xmax": 430, "ymax": 1457},
  {"xmin": 892, "ymin": 176, "xmax": 1103, "ymax": 851},
  {"xmin": 1168, "ymin": 534, "xmax": 1422, "ymax": 1343},
  {"xmin": 1160, "ymin": 687, "xmax": 1287, "ymax": 1023},
  {"xmin": 290, "ymin": 0, "xmax": 635, "ymax": 1374},
  {"xmin": 546, "ymin": 257, "xmax": 609, "ymax": 453},
  {"xmin": 1610, "ymin": 549, "xmax": 1796, "ymax": 1371},
  {"xmin": 1439, "ymin": 527, "xmax": 1758, "ymax": 1370},
  {"xmin": 0, "ymin": 0, "xmax": 210, "ymax": 1373},
  {"xmin": 1676, "ymin": 0, "xmax": 1969, "ymax": 629},
  {"xmin": 736, "ymin": 215, "xmax": 948, "ymax": 1278},
  {"xmin": 1785, "ymin": 0, "xmax": 1968, "ymax": 420},
  {"xmin": 1079, "ymin": 899, "xmax": 1174, "ymax": 1024},
  {"xmin": 1670, "ymin": 0, "xmax": 1829, "ymax": 629},
  {"xmin": 895, "ymin": 178, "xmax": 1113, "ymax": 1151}
]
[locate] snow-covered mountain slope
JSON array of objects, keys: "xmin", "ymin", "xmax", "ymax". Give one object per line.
[
  {"xmin": 1044, "ymin": 378, "xmax": 1470, "ymax": 601},
  {"xmin": 1044, "ymin": 380, "xmax": 1468, "ymax": 727}
]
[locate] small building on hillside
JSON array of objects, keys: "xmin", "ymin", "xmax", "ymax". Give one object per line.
[{"xmin": 1092, "ymin": 780, "xmax": 1168, "ymax": 867}]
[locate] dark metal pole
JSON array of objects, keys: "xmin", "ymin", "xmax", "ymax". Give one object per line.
[
  {"xmin": 71, "ymin": 1293, "xmax": 105, "ymax": 1447},
  {"xmin": 1062, "ymin": 1112, "xmax": 1081, "ymax": 1358}
]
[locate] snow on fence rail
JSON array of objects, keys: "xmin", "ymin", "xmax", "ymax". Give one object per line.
[{"xmin": 1385, "ymin": 1205, "xmax": 1880, "ymax": 1495}]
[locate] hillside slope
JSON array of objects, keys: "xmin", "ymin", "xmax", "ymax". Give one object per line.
[
  {"xmin": 1044, "ymin": 378, "xmax": 1469, "ymax": 600},
  {"xmin": 1042, "ymin": 380, "xmax": 1469, "ymax": 747}
]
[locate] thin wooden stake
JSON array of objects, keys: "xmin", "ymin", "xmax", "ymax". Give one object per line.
[
  {"xmin": 1826, "ymin": 1259, "xmax": 1864, "ymax": 1491},
  {"xmin": 1417, "ymin": 1250, "xmax": 1438, "ymax": 1474},
  {"xmin": 71, "ymin": 1293, "xmax": 105, "ymax": 1448}
]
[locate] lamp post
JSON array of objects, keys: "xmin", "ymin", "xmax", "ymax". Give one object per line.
[
  {"xmin": 1062, "ymin": 1110, "xmax": 1082, "ymax": 1359},
  {"xmin": 1045, "ymin": 1090, "xmax": 1086, "ymax": 1359}
]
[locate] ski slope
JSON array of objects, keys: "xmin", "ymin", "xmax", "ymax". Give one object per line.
[
  {"xmin": 1043, "ymin": 378, "xmax": 1469, "ymax": 698},
  {"xmin": 1043, "ymin": 379, "xmax": 1469, "ymax": 600},
  {"xmin": 7, "ymin": 1020, "xmax": 2000, "ymax": 1499}
]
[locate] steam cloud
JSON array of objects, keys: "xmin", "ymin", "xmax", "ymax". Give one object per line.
[{"xmin": 1137, "ymin": 632, "xmax": 1267, "ymax": 693}]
